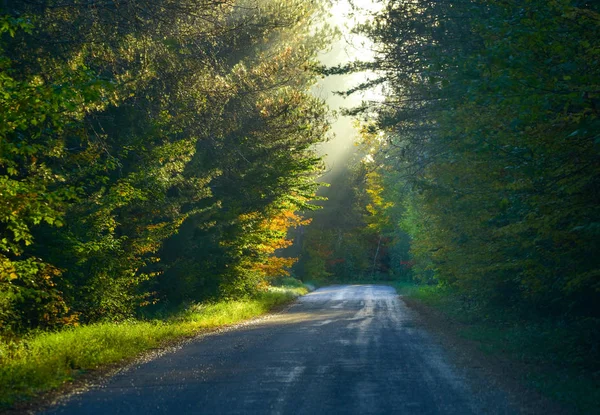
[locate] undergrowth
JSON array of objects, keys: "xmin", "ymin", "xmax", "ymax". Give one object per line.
[
  {"xmin": 394, "ymin": 283, "xmax": 600, "ymax": 414},
  {"xmin": 0, "ymin": 284, "xmax": 307, "ymax": 409}
]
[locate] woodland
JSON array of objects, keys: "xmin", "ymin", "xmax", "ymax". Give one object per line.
[
  {"xmin": 0, "ymin": 0, "xmax": 332, "ymax": 335},
  {"xmin": 0, "ymin": 0, "xmax": 599, "ymax": 398},
  {"xmin": 307, "ymin": 0, "xmax": 599, "ymax": 319},
  {"xmin": 306, "ymin": 0, "xmax": 599, "ymax": 319},
  {"xmin": 298, "ymin": 1, "xmax": 599, "ymax": 401}
]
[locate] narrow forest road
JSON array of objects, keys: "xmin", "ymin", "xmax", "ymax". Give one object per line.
[{"xmin": 43, "ymin": 285, "xmax": 519, "ymax": 414}]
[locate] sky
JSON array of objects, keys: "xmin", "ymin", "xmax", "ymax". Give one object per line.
[{"xmin": 312, "ymin": 0, "xmax": 383, "ymax": 180}]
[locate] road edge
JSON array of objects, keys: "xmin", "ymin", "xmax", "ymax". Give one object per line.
[
  {"xmin": 401, "ymin": 295, "xmax": 571, "ymax": 415},
  {"xmin": 1, "ymin": 297, "xmax": 304, "ymax": 415}
]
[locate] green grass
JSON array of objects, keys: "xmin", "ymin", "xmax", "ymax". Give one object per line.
[
  {"xmin": 385, "ymin": 280, "xmax": 421, "ymax": 296},
  {"xmin": 0, "ymin": 285, "xmax": 307, "ymax": 409},
  {"xmin": 392, "ymin": 283, "xmax": 600, "ymax": 414}
]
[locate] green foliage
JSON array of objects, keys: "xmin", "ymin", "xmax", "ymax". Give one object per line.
[
  {"xmin": 0, "ymin": 0, "xmax": 333, "ymax": 335},
  {"xmin": 346, "ymin": 0, "xmax": 600, "ymax": 317},
  {"xmin": 271, "ymin": 276, "xmax": 306, "ymax": 289},
  {"xmin": 0, "ymin": 14, "xmax": 109, "ymax": 332}
]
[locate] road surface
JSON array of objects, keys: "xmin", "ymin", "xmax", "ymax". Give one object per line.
[{"xmin": 44, "ymin": 285, "xmax": 517, "ymax": 414}]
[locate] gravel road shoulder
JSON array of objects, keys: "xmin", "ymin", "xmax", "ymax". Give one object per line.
[{"xmin": 402, "ymin": 297, "xmax": 570, "ymax": 415}]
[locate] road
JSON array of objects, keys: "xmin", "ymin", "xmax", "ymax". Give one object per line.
[{"xmin": 44, "ymin": 285, "xmax": 517, "ymax": 414}]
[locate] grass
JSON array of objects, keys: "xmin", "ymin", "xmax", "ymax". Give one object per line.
[
  {"xmin": 392, "ymin": 283, "xmax": 600, "ymax": 414},
  {"xmin": 0, "ymin": 284, "xmax": 307, "ymax": 409}
]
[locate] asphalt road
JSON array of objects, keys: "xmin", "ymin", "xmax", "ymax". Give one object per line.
[{"xmin": 44, "ymin": 285, "xmax": 518, "ymax": 414}]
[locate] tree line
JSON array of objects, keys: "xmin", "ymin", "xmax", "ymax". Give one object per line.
[
  {"xmin": 303, "ymin": 0, "xmax": 599, "ymax": 325},
  {"xmin": 0, "ymin": 0, "xmax": 333, "ymax": 335}
]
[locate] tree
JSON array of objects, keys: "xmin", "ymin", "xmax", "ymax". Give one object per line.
[
  {"xmin": 341, "ymin": 0, "xmax": 600, "ymax": 315},
  {"xmin": 0, "ymin": 0, "xmax": 334, "ymax": 333}
]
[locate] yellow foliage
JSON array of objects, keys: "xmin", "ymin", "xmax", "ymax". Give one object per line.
[
  {"xmin": 236, "ymin": 205, "xmax": 308, "ymax": 280},
  {"xmin": 253, "ymin": 256, "xmax": 298, "ymax": 278}
]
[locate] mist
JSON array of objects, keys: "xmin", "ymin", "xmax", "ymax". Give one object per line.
[{"xmin": 312, "ymin": 0, "xmax": 382, "ymax": 183}]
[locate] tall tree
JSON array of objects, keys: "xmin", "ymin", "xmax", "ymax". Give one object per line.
[
  {"xmin": 340, "ymin": 0, "xmax": 600, "ymax": 315},
  {"xmin": 0, "ymin": 0, "xmax": 334, "ymax": 333}
]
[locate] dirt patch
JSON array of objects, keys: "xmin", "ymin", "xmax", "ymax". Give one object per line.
[{"xmin": 402, "ymin": 296, "xmax": 571, "ymax": 415}]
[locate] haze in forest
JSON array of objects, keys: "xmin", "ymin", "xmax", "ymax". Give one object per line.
[
  {"xmin": 313, "ymin": 0, "xmax": 382, "ymax": 182},
  {"xmin": 1, "ymin": 1, "xmax": 598, "ymax": 412}
]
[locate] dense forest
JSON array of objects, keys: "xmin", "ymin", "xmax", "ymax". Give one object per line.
[
  {"xmin": 0, "ymin": 0, "xmax": 334, "ymax": 335},
  {"xmin": 1, "ymin": 0, "xmax": 599, "ymax": 365},
  {"xmin": 302, "ymin": 0, "xmax": 599, "ymax": 320}
]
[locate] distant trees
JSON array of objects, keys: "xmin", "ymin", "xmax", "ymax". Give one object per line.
[
  {"xmin": 297, "ymin": 140, "xmax": 412, "ymax": 283},
  {"xmin": 0, "ymin": 0, "xmax": 333, "ymax": 334},
  {"xmin": 334, "ymin": 0, "xmax": 600, "ymax": 316}
]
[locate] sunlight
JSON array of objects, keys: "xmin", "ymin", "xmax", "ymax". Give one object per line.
[{"xmin": 314, "ymin": 0, "xmax": 385, "ymax": 175}]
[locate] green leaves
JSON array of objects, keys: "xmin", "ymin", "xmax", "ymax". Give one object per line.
[
  {"xmin": 344, "ymin": 0, "xmax": 600, "ymax": 315},
  {"xmin": 1, "ymin": 0, "xmax": 332, "ymax": 333},
  {"xmin": 0, "ymin": 16, "xmax": 33, "ymax": 37}
]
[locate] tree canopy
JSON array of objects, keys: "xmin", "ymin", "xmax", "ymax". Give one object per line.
[
  {"xmin": 0, "ymin": 0, "xmax": 334, "ymax": 333},
  {"xmin": 325, "ymin": 0, "xmax": 599, "ymax": 318}
]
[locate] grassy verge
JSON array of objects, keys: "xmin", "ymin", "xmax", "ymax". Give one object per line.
[
  {"xmin": 392, "ymin": 283, "xmax": 599, "ymax": 414},
  {"xmin": 0, "ymin": 284, "xmax": 307, "ymax": 409}
]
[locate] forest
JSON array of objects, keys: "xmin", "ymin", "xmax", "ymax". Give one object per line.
[
  {"xmin": 1, "ymin": 0, "xmax": 334, "ymax": 334},
  {"xmin": 0, "ymin": 0, "xmax": 599, "ymax": 409},
  {"xmin": 304, "ymin": 0, "xmax": 600, "ymax": 315}
]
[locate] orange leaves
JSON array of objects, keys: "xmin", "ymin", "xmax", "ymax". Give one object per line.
[
  {"xmin": 255, "ymin": 209, "xmax": 309, "ymax": 255},
  {"xmin": 235, "ymin": 206, "xmax": 307, "ymax": 282},
  {"xmin": 265, "ymin": 209, "xmax": 310, "ymax": 233},
  {"xmin": 257, "ymin": 212, "xmax": 295, "ymax": 252},
  {"xmin": 253, "ymin": 256, "xmax": 297, "ymax": 278}
]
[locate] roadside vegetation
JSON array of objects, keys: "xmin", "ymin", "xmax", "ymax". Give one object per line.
[
  {"xmin": 0, "ymin": 0, "xmax": 329, "ymax": 408},
  {"xmin": 294, "ymin": 1, "xmax": 599, "ymax": 413},
  {"xmin": 392, "ymin": 283, "xmax": 599, "ymax": 414},
  {"xmin": 0, "ymin": 0, "xmax": 332, "ymax": 338},
  {"xmin": 0, "ymin": 282, "xmax": 307, "ymax": 409}
]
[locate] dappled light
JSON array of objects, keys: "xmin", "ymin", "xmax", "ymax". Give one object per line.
[{"xmin": 1, "ymin": 0, "xmax": 598, "ymax": 412}]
